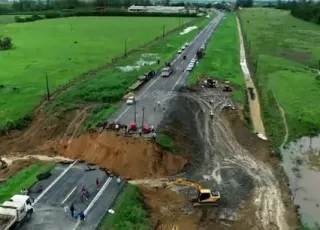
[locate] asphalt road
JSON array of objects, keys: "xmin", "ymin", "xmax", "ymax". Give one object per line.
[
  {"xmin": 20, "ymin": 162, "xmax": 123, "ymax": 230},
  {"xmin": 110, "ymin": 12, "xmax": 224, "ymax": 128}
]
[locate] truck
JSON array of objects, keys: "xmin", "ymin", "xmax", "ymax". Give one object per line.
[
  {"xmin": 0, "ymin": 195, "xmax": 33, "ymax": 230},
  {"xmin": 138, "ymin": 70, "xmax": 156, "ymax": 82},
  {"xmin": 196, "ymin": 47, "xmax": 205, "ymax": 59},
  {"xmin": 161, "ymin": 63, "xmax": 173, "ymax": 78}
]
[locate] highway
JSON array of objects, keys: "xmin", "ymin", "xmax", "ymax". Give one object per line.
[
  {"xmin": 20, "ymin": 162, "xmax": 123, "ymax": 230},
  {"xmin": 110, "ymin": 12, "xmax": 224, "ymax": 128}
]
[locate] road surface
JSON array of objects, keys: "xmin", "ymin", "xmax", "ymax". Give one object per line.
[
  {"xmin": 110, "ymin": 12, "xmax": 224, "ymax": 128},
  {"xmin": 20, "ymin": 162, "xmax": 123, "ymax": 230}
]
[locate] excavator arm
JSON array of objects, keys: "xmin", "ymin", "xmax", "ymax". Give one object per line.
[{"xmin": 166, "ymin": 178, "xmax": 205, "ymax": 190}]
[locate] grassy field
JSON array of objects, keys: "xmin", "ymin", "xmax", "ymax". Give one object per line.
[
  {"xmin": 0, "ymin": 15, "xmax": 21, "ymax": 24},
  {"xmin": 0, "ymin": 162, "xmax": 55, "ymax": 203},
  {"xmin": 239, "ymin": 8, "xmax": 320, "ymax": 145},
  {"xmin": 0, "ymin": 16, "xmax": 194, "ymax": 129},
  {"xmin": 187, "ymin": 13, "xmax": 245, "ymax": 103},
  {"xmin": 98, "ymin": 184, "xmax": 150, "ymax": 230},
  {"xmin": 43, "ymin": 15, "xmax": 211, "ymax": 129}
]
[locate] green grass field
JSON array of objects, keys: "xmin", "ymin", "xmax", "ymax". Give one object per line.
[
  {"xmin": 43, "ymin": 16, "xmax": 211, "ymax": 129},
  {"xmin": 188, "ymin": 13, "xmax": 244, "ymax": 103},
  {"xmin": 0, "ymin": 16, "xmax": 194, "ymax": 129},
  {"xmin": 0, "ymin": 162, "xmax": 55, "ymax": 203},
  {"xmin": 0, "ymin": 15, "xmax": 22, "ymax": 24},
  {"xmin": 98, "ymin": 184, "xmax": 149, "ymax": 230},
  {"xmin": 239, "ymin": 8, "xmax": 320, "ymax": 145}
]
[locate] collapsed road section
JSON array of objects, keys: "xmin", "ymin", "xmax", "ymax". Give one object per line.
[{"xmin": 17, "ymin": 161, "xmax": 122, "ymax": 230}]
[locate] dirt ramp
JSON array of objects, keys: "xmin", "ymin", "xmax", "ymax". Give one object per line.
[{"xmin": 63, "ymin": 132, "xmax": 188, "ymax": 179}]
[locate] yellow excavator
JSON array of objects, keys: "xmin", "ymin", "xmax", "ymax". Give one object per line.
[{"xmin": 165, "ymin": 178, "xmax": 220, "ymax": 207}]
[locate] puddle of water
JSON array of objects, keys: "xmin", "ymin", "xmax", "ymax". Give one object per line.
[
  {"xmin": 281, "ymin": 135, "xmax": 320, "ymax": 227},
  {"xmin": 117, "ymin": 53, "xmax": 159, "ymax": 72}
]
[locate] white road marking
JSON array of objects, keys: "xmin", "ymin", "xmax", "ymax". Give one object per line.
[
  {"xmin": 61, "ymin": 186, "xmax": 77, "ymax": 204},
  {"xmin": 72, "ymin": 177, "xmax": 112, "ymax": 230},
  {"xmin": 114, "ymin": 18, "xmax": 217, "ymax": 122},
  {"xmin": 33, "ymin": 160, "xmax": 78, "ymax": 204}
]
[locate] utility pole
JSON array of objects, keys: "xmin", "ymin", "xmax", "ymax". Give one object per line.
[
  {"xmin": 134, "ymin": 102, "xmax": 137, "ymax": 123},
  {"xmin": 45, "ymin": 73, "xmax": 50, "ymax": 101},
  {"xmin": 124, "ymin": 37, "xmax": 128, "ymax": 57},
  {"xmin": 162, "ymin": 25, "xmax": 165, "ymax": 37},
  {"xmin": 141, "ymin": 106, "xmax": 145, "ymax": 127}
]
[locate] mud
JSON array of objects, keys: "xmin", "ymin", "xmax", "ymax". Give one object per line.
[
  {"xmin": 61, "ymin": 131, "xmax": 188, "ymax": 179},
  {"xmin": 138, "ymin": 186, "xmax": 201, "ymax": 230},
  {"xmin": 0, "ymin": 159, "xmax": 35, "ymax": 181},
  {"xmin": 156, "ymin": 86, "xmax": 299, "ymax": 230},
  {"xmin": 281, "ymin": 135, "xmax": 320, "ymax": 227}
]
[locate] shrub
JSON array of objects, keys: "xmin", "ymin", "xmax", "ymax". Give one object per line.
[{"xmin": 0, "ymin": 35, "xmax": 13, "ymax": 50}]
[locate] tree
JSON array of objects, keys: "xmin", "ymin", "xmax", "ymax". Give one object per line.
[
  {"xmin": 236, "ymin": 0, "xmax": 253, "ymax": 8},
  {"xmin": 0, "ymin": 36, "xmax": 13, "ymax": 51}
]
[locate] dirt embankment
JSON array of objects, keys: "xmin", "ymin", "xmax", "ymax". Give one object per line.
[{"xmin": 61, "ymin": 131, "xmax": 188, "ymax": 179}]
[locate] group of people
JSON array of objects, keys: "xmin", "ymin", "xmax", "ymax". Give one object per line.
[{"xmin": 64, "ymin": 204, "xmax": 85, "ymax": 221}]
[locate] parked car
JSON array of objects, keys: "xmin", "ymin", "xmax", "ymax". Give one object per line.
[
  {"xmin": 126, "ymin": 96, "xmax": 135, "ymax": 105},
  {"xmin": 178, "ymin": 49, "xmax": 182, "ymax": 54}
]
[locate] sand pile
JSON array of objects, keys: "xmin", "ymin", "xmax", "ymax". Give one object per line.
[{"xmin": 62, "ymin": 132, "xmax": 188, "ymax": 179}]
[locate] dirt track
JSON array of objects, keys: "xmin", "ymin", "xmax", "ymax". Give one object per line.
[{"xmin": 143, "ymin": 85, "xmax": 299, "ymax": 230}]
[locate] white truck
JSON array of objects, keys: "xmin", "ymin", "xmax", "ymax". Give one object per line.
[{"xmin": 0, "ymin": 195, "xmax": 33, "ymax": 230}]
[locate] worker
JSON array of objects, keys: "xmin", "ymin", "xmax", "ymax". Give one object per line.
[
  {"xmin": 151, "ymin": 124, "xmax": 155, "ymax": 132},
  {"xmin": 162, "ymin": 107, "xmax": 165, "ymax": 112},
  {"xmin": 139, "ymin": 129, "xmax": 142, "ymax": 137},
  {"xmin": 70, "ymin": 204, "xmax": 75, "ymax": 218},
  {"xmin": 157, "ymin": 101, "xmax": 161, "ymax": 107},
  {"xmin": 157, "ymin": 59, "xmax": 160, "ymax": 65},
  {"xmin": 183, "ymin": 55, "xmax": 186, "ymax": 60}
]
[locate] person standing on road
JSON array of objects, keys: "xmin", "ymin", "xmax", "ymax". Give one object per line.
[
  {"xmin": 152, "ymin": 132, "xmax": 157, "ymax": 142},
  {"xmin": 138, "ymin": 129, "xmax": 142, "ymax": 137},
  {"xmin": 78, "ymin": 211, "xmax": 85, "ymax": 221},
  {"xmin": 96, "ymin": 178, "xmax": 99, "ymax": 190},
  {"xmin": 70, "ymin": 204, "xmax": 75, "ymax": 218},
  {"xmin": 64, "ymin": 205, "xmax": 69, "ymax": 218},
  {"xmin": 116, "ymin": 177, "xmax": 121, "ymax": 186},
  {"xmin": 157, "ymin": 101, "xmax": 161, "ymax": 107}
]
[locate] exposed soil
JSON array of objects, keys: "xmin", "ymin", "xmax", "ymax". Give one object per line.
[
  {"xmin": 0, "ymin": 159, "xmax": 35, "ymax": 181},
  {"xmin": 61, "ymin": 131, "xmax": 188, "ymax": 179},
  {"xmin": 138, "ymin": 186, "xmax": 201, "ymax": 230},
  {"xmin": 220, "ymin": 108, "xmax": 299, "ymax": 229}
]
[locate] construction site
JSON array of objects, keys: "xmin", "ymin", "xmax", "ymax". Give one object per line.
[{"xmin": 0, "ymin": 12, "xmax": 301, "ymax": 230}]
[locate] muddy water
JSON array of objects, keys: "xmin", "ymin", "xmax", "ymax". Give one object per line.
[
  {"xmin": 170, "ymin": 89, "xmax": 288, "ymax": 230},
  {"xmin": 281, "ymin": 135, "xmax": 320, "ymax": 227}
]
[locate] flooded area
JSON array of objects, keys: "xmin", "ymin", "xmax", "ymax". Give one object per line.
[{"xmin": 281, "ymin": 135, "xmax": 320, "ymax": 228}]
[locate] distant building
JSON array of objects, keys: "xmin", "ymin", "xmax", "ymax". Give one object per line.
[{"xmin": 128, "ymin": 5, "xmax": 187, "ymax": 14}]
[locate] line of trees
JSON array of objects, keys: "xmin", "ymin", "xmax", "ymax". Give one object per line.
[{"xmin": 267, "ymin": 1, "xmax": 320, "ymax": 25}]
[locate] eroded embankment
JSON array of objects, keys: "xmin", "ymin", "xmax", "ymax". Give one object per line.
[{"xmin": 60, "ymin": 131, "xmax": 188, "ymax": 179}]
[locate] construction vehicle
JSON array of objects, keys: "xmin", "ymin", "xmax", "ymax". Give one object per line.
[
  {"xmin": 165, "ymin": 178, "xmax": 220, "ymax": 207},
  {"xmin": 142, "ymin": 124, "xmax": 151, "ymax": 134},
  {"xmin": 128, "ymin": 122, "xmax": 137, "ymax": 132},
  {"xmin": 247, "ymin": 87, "xmax": 255, "ymax": 100},
  {"xmin": 0, "ymin": 195, "xmax": 33, "ymax": 230},
  {"xmin": 222, "ymin": 81, "xmax": 232, "ymax": 92}
]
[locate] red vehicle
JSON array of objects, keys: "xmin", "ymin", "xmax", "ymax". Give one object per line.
[
  {"xmin": 142, "ymin": 125, "xmax": 151, "ymax": 134},
  {"xmin": 129, "ymin": 122, "xmax": 137, "ymax": 132}
]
